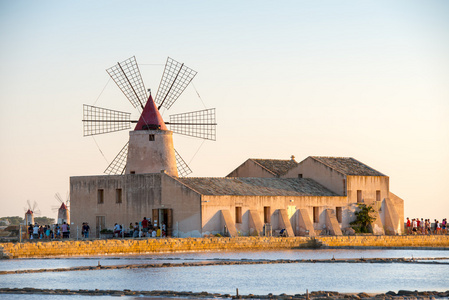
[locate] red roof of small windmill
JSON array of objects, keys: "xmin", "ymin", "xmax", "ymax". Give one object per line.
[
  {"xmin": 134, "ymin": 94, "xmax": 167, "ymax": 130},
  {"xmin": 25, "ymin": 209, "xmax": 32, "ymax": 215},
  {"xmin": 59, "ymin": 203, "xmax": 67, "ymax": 210}
]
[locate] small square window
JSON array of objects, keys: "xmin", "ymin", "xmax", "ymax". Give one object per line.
[
  {"xmin": 298, "ymin": 174, "xmax": 303, "ymax": 178},
  {"xmin": 149, "ymin": 134, "xmax": 155, "ymax": 141}
]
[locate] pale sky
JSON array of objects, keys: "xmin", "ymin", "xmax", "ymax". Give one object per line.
[{"xmin": 0, "ymin": 1, "xmax": 448, "ymax": 220}]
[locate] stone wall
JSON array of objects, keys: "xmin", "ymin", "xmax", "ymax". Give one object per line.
[
  {"xmin": 320, "ymin": 235, "xmax": 449, "ymax": 248},
  {"xmin": 1, "ymin": 235, "xmax": 448, "ymax": 259}
]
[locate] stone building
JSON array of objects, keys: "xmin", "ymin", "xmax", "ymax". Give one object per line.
[
  {"xmin": 70, "ymin": 155, "xmax": 404, "ymax": 237},
  {"xmin": 227, "ymin": 156, "xmax": 404, "ymax": 236},
  {"xmin": 71, "ymin": 87, "xmax": 404, "ymax": 237}
]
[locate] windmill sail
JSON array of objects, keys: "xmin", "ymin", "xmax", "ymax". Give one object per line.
[
  {"xmin": 174, "ymin": 149, "xmax": 192, "ymax": 177},
  {"xmin": 84, "ymin": 56, "xmax": 215, "ymax": 177},
  {"xmin": 104, "ymin": 142, "xmax": 129, "ymax": 175},
  {"xmin": 167, "ymin": 108, "xmax": 216, "ymax": 140},
  {"xmin": 83, "ymin": 105, "xmax": 131, "ymax": 136},
  {"xmin": 154, "ymin": 57, "xmax": 197, "ymax": 110},
  {"xmin": 106, "ymin": 56, "xmax": 148, "ymax": 109}
]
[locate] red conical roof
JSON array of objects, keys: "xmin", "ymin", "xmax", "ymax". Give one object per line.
[
  {"xmin": 134, "ymin": 95, "xmax": 167, "ymax": 130},
  {"xmin": 59, "ymin": 203, "xmax": 67, "ymax": 210}
]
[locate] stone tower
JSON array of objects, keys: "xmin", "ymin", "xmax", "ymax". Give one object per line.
[
  {"xmin": 57, "ymin": 203, "xmax": 70, "ymax": 224},
  {"xmin": 125, "ymin": 95, "xmax": 178, "ymax": 177}
]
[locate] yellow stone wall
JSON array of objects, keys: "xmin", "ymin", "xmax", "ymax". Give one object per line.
[{"xmin": 1, "ymin": 236, "xmax": 448, "ymax": 259}]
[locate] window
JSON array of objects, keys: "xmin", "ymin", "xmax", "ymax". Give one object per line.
[
  {"xmin": 376, "ymin": 190, "xmax": 381, "ymax": 202},
  {"xmin": 343, "ymin": 179, "xmax": 346, "ymax": 196},
  {"xmin": 97, "ymin": 189, "xmax": 104, "ymax": 204},
  {"xmin": 235, "ymin": 207, "xmax": 242, "ymax": 223},
  {"xmin": 264, "ymin": 206, "xmax": 271, "ymax": 223},
  {"xmin": 149, "ymin": 134, "xmax": 155, "ymax": 141},
  {"xmin": 130, "ymin": 171, "xmax": 135, "ymax": 174},
  {"xmin": 116, "ymin": 189, "xmax": 122, "ymax": 204},
  {"xmin": 313, "ymin": 207, "xmax": 319, "ymax": 223},
  {"xmin": 336, "ymin": 207, "xmax": 342, "ymax": 223},
  {"xmin": 298, "ymin": 174, "xmax": 303, "ymax": 178},
  {"xmin": 357, "ymin": 190, "xmax": 363, "ymax": 203}
]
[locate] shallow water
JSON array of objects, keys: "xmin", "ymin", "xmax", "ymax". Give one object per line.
[
  {"xmin": 1, "ymin": 248, "xmax": 448, "ymax": 271},
  {"xmin": 1, "ymin": 249, "xmax": 449, "ymax": 297}
]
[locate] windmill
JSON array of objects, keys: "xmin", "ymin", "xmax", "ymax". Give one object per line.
[
  {"xmin": 82, "ymin": 56, "xmax": 216, "ymax": 176},
  {"xmin": 53, "ymin": 192, "xmax": 70, "ymax": 225},
  {"xmin": 24, "ymin": 200, "xmax": 41, "ymax": 225}
]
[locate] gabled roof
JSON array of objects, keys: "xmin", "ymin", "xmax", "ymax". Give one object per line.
[
  {"xmin": 176, "ymin": 177, "xmax": 338, "ymax": 197},
  {"xmin": 251, "ymin": 158, "xmax": 298, "ymax": 177},
  {"xmin": 309, "ymin": 156, "xmax": 385, "ymax": 176}
]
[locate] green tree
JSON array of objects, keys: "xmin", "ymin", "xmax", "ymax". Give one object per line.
[
  {"xmin": 34, "ymin": 216, "xmax": 55, "ymax": 225},
  {"xmin": 0, "ymin": 216, "xmax": 24, "ymax": 225},
  {"xmin": 350, "ymin": 204, "xmax": 376, "ymax": 233}
]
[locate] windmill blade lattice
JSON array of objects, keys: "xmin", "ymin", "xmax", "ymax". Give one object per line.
[
  {"xmin": 55, "ymin": 193, "xmax": 64, "ymax": 204},
  {"xmin": 155, "ymin": 57, "xmax": 197, "ymax": 110},
  {"xmin": 175, "ymin": 149, "xmax": 192, "ymax": 177},
  {"xmin": 106, "ymin": 56, "xmax": 148, "ymax": 109},
  {"xmin": 168, "ymin": 108, "xmax": 216, "ymax": 141},
  {"xmin": 83, "ymin": 105, "xmax": 131, "ymax": 136},
  {"xmin": 104, "ymin": 142, "xmax": 129, "ymax": 175}
]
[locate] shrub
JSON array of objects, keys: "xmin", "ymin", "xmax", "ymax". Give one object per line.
[{"xmin": 350, "ymin": 204, "xmax": 376, "ymax": 233}]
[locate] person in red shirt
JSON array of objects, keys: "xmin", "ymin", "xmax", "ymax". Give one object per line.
[
  {"xmin": 406, "ymin": 217, "xmax": 411, "ymax": 234},
  {"xmin": 141, "ymin": 217, "xmax": 149, "ymax": 237}
]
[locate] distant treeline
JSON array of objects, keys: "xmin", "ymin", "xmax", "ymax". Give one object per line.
[{"xmin": 0, "ymin": 216, "xmax": 55, "ymax": 226}]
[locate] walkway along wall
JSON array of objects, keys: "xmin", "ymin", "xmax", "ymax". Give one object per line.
[{"xmin": 1, "ymin": 235, "xmax": 449, "ymax": 259}]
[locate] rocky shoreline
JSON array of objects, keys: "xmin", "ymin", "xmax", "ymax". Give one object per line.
[
  {"xmin": 0, "ymin": 287, "xmax": 448, "ymax": 299},
  {"xmin": 1, "ymin": 256, "xmax": 448, "ymax": 275}
]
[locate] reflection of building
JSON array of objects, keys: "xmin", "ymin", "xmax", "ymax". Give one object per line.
[{"xmin": 71, "ymin": 155, "xmax": 404, "ymax": 237}]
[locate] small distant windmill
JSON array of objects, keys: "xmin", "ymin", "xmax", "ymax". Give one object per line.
[
  {"xmin": 82, "ymin": 56, "xmax": 217, "ymax": 176},
  {"xmin": 53, "ymin": 192, "xmax": 70, "ymax": 225},
  {"xmin": 24, "ymin": 200, "xmax": 41, "ymax": 225}
]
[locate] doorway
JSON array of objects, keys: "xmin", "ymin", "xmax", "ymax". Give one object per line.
[{"xmin": 152, "ymin": 208, "xmax": 173, "ymax": 237}]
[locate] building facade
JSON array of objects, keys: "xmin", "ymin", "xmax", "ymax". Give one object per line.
[{"xmin": 70, "ymin": 156, "xmax": 404, "ymax": 237}]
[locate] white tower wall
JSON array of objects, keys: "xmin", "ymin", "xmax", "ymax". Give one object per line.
[{"xmin": 126, "ymin": 130, "xmax": 178, "ymax": 177}]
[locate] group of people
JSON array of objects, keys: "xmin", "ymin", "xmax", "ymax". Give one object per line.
[
  {"xmin": 112, "ymin": 217, "xmax": 166, "ymax": 238},
  {"xmin": 27, "ymin": 222, "xmax": 70, "ymax": 239},
  {"xmin": 406, "ymin": 217, "xmax": 447, "ymax": 235}
]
